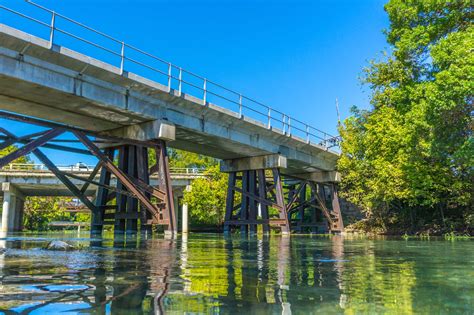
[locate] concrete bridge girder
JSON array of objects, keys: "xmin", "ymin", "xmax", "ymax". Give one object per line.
[{"xmin": 220, "ymin": 154, "xmax": 340, "ymax": 183}]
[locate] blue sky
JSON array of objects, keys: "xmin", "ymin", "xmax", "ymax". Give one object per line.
[{"xmin": 1, "ymin": 0, "xmax": 389, "ymax": 165}]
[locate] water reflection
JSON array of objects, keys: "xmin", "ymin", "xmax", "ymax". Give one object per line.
[{"xmin": 0, "ymin": 233, "xmax": 472, "ymax": 314}]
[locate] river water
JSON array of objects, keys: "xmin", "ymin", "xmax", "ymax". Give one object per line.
[{"xmin": 0, "ymin": 233, "xmax": 472, "ymax": 314}]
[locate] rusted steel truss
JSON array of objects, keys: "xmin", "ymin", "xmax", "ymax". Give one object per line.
[
  {"xmin": 0, "ymin": 112, "xmax": 176, "ymax": 235},
  {"xmin": 224, "ymin": 168, "xmax": 290, "ymax": 234},
  {"xmin": 223, "ymin": 167, "xmax": 343, "ymax": 234},
  {"xmin": 285, "ymin": 180, "xmax": 343, "ymax": 233}
]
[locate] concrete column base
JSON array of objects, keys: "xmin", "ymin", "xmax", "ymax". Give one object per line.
[
  {"xmin": 164, "ymin": 230, "xmax": 177, "ymax": 239},
  {"xmin": 1, "ymin": 183, "xmax": 25, "ymax": 233}
]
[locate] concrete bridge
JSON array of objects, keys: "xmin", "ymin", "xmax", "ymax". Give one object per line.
[
  {"xmin": 0, "ymin": 164, "xmax": 205, "ymax": 232},
  {"xmin": 0, "ymin": 2, "xmax": 343, "ymax": 235}
]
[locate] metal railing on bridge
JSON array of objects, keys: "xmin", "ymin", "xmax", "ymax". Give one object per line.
[
  {"xmin": 1, "ymin": 163, "xmax": 205, "ymax": 175},
  {"xmin": 0, "ymin": 1, "xmax": 340, "ymax": 150}
]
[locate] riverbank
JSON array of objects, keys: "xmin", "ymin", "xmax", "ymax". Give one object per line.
[{"xmin": 344, "ymin": 217, "xmax": 473, "ymax": 238}]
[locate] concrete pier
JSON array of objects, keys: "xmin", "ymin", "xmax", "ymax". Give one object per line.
[
  {"xmin": 181, "ymin": 185, "xmax": 191, "ymax": 234},
  {"xmin": 1, "ymin": 183, "xmax": 25, "ymax": 232}
]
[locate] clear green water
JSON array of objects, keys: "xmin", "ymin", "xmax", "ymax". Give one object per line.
[{"xmin": 0, "ymin": 233, "xmax": 472, "ymax": 314}]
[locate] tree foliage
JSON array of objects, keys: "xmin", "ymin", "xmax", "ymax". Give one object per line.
[
  {"xmin": 150, "ymin": 148, "xmax": 227, "ymax": 227},
  {"xmin": 338, "ymin": 0, "xmax": 473, "ymax": 233},
  {"xmin": 23, "ymin": 197, "xmax": 69, "ymax": 231},
  {"xmin": 0, "ymin": 145, "xmax": 31, "ymax": 164},
  {"xmin": 148, "ymin": 147, "xmax": 217, "ymax": 169},
  {"xmin": 182, "ymin": 164, "xmax": 228, "ymax": 227}
]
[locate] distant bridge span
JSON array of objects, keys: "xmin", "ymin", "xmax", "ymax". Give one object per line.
[
  {"xmin": 0, "ymin": 164, "xmax": 205, "ymax": 197},
  {"xmin": 0, "ymin": 164, "xmax": 205, "ymax": 233},
  {"xmin": 0, "ymin": 2, "xmax": 343, "ymax": 235}
]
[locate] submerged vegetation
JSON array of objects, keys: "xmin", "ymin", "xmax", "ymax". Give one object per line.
[{"xmin": 338, "ymin": 0, "xmax": 473, "ymax": 235}]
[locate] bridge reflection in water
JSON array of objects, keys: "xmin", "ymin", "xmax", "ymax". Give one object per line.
[
  {"xmin": 4, "ymin": 234, "xmax": 474, "ymax": 314},
  {"xmin": 0, "ymin": 234, "xmax": 351, "ymax": 314},
  {"xmin": 0, "ymin": 234, "xmax": 474, "ymax": 314}
]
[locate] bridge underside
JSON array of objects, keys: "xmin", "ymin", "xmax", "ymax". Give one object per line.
[
  {"xmin": 0, "ymin": 115, "xmax": 177, "ymax": 235},
  {"xmin": 0, "ymin": 112, "xmax": 344, "ymax": 235},
  {"xmin": 222, "ymin": 166, "xmax": 343, "ymax": 235}
]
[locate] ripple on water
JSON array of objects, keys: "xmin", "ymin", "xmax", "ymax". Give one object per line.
[{"xmin": 317, "ymin": 259, "xmax": 349, "ymax": 262}]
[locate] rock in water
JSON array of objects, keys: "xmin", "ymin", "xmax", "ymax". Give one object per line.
[{"xmin": 45, "ymin": 240, "xmax": 75, "ymax": 251}]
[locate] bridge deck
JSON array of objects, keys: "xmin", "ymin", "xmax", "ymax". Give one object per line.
[{"xmin": 0, "ymin": 23, "xmax": 339, "ymax": 177}]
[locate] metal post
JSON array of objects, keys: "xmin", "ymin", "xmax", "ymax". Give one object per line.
[
  {"xmin": 288, "ymin": 117, "xmax": 291, "ymax": 136},
  {"xmin": 168, "ymin": 63, "xmax": 172, "ymax": 92},
  {"xmin": 306, "ymin": 125, "xmax": 310, "ymax": 143},
  {"xmin": 178, "ymin": 67, "xmax": 182, "ymax": 96},
  {"xmin": 267, "ymin": 108, "xmax": 271, "ymax": 129},
  {"xmin": 330, "ymin": 184, "xmax": 344, "ymax": 233},
  {"xmin": 239, "ymin": 94, "xmax": 243, "ymax": 118},
  {"xmin": 157, "ymin": 140, "xmax": 177, "ymax": 235},
  {"xmin": 49, "ymin": 12, "xmax": 56, "ymax": 49},
  {"xmin": 282, "ymin": 114, "xmax": 286, "ymax": 134},
  {"xmin": 203, "ymin": 79, "xmax": 207, "ymax": 105},
  {"xmin": 273, "ymin": 168, "xmax": 290, "ymax": 234},
  {"xmin": 223, "ymin": 172, "xmax": 236, "ymax": 234},
  {"xmin": 119, "ymin": 42, "xmax": 125, "ymax": 75}
]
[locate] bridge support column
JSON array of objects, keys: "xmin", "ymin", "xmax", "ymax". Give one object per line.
[
  {"xmin": 284, "ymin": 180, "xmax": 344, "ymax": 234},
  {"xmin": 221, "ymin": 157, "xmax": 344, "ymax": 235},
  {"xmin": 0, "ymin": 121, "xmax": 178, "ymax": 238},
  {"xmin": 181, "ymin": 185, "xmax": 191, "ymax": 234},
  {"xmin": 284, "ymin": 180, "xmax": 328, "ymax": 233},
  {"xmin": 324, "ymin": 183, "xmax": 344, "ymax": 233},
  {"xmin": 221, "ymin": 155, "xmax": 290, "ymax": 235},
  {"xmin": 289, "ymin": 171, "xmax": 343, "ymax": 233},
  {"xmin": 1, "ymin": 183, "xmax": 25, "ymax": 233},
  {"xmin": 92, "ymin": 141, "xmax": 177, "ymax": 236},
  {"xmin": 182, "ymin": 200, "xmax": 189, "ymax": 234}
]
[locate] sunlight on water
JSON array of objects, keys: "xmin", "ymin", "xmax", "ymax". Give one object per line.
[{"xmin": 0, "ymin": 233, "xmax": 472, "ymax": 314}]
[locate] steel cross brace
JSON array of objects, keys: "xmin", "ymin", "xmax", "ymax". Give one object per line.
[
  {"xmin": 0, "ymin": 119, "xmax": 177, "ymax": 234},
  {"xmin": 224, "ymin": 168, "xmax": 290, "ymax": 234},
  {"xmin": 73, "ymin": 131, "xmax": 163, "ymax": 223},
  {"xmin": 0, "ymin": 128, "xmax": 98, "ymax": 212}
]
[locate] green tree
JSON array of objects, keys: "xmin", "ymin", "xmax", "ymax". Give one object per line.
[
  {"xmin": 0, "ymin": 145, "xmax": 31, "ymax": 164},
  {"xmin": 182, "ymin": 164, "xmax": 228, "ymax": 227},
  {"xmin": 148, "ymin": 147, "xmax": 217, "ymax": 169},
  {"xmin": 149, "ymin": 148, "xmax": 228, "ymax": 228},
  {"xmin": 338, "ymin": 0, "xmax": 473, "ymax": 233},
  {"xmin": 23, "ymin": 197, "xmax": 71, "ymax": 231}
]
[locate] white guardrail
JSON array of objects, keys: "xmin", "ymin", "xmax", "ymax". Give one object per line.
[
  {"xmin": 0, "ymin": 1, "xmax": 340, "ymax": 149},
  {"xmin": 1, "ymin": 163, "xmax": 205, "ymax": 175}
]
